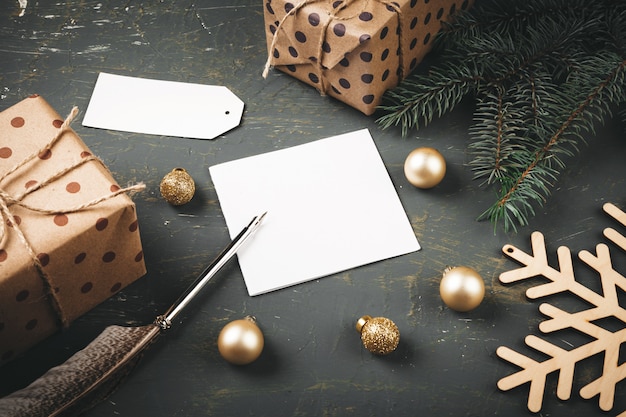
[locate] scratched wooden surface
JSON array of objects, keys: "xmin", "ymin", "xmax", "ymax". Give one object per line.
[{"xmin": 1, "ymin": 1, "xmax": 626, "ymax": 416}]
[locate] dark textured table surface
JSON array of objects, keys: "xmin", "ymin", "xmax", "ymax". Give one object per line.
[{"xmin": 1, "ymin": 1, "xmax": 625, "ymax": 416}]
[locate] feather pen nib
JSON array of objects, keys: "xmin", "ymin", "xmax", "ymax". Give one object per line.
[{"xmin": 255, "ymin": 211, "xmax": 268, "ymax": 226}]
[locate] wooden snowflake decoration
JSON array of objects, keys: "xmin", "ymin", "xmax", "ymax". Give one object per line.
[{"xmin": 497, "ymin": 202, "xmax": 626, "ymax": 416}]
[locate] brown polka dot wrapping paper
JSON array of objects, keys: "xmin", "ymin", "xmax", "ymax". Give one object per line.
[
  {"xmin": 0, "ymin": 95, "xmax": 146, "ymax": 365},
  {"xmin": 263, "ymin": 0, "xmax": 472, "ymax": 115}
]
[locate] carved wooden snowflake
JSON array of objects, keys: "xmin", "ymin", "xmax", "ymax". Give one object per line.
[{"xmin": 497, "ymin": 202, "xmax": 626, "ymax": 416}]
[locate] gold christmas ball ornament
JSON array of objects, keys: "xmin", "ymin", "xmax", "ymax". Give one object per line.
[
  {"xmin": 160, "ymin": 167, "xmax": 195, "ymax": 206},
  {"xmin": 403, "ymin": 147, "xmax": 446, "ymax": 189},
  {"xmin": 439, "ymin": 266, "xmax": 485, "ymax": 312},
  {"xmin": 217, "ymin": 316, "xmax": 264, "ymax": 365},
  {"xmin": 356, "ymin": 315, "xmax": 400, "ymax": 355}
]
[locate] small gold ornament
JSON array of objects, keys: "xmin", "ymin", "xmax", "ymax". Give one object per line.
[
  {"xmin": 217, "ymin": 316, "xmax": 264, "ymax": 365},
  {"xmin": 160, "ymin": 168, "xmax": 195, "ymax": 206},
  {"xmin": 403, "ymin": 147, "xmax": 446, "ymax": 189},
  {"xmin": 356, "ymin": 315, "xmax": 400, "ymax": 355},
  {"xmin": 439, "ymin": 266, "xmax": 485, "ymax": 312}
]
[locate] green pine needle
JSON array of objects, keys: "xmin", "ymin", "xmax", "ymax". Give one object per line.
[{"xmin": 378, "ymin": 0, "xmax": 626, "ymax": 232}]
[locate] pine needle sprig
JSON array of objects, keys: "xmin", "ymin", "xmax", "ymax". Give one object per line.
[
  {"xmin": 477, "ymin": 52, "xmax": 626, "ymax": 232},
  {"xmin": 378, "ymin": 0, "xmax": 626, "ymax": 232},
  {"xmin": 438, "ymin": 0, "xmax": 616, "ymax": 52},
  {"xmin": 468, "ymin": 85, "xmax": 528, "ymax": 185},
  {"xmin": 379, "ymin": 8, "xmax": 599, "ymax": 135},
  {"xmin": 376, "ymin": 63, "xmax": 477, "ymax": 136}
]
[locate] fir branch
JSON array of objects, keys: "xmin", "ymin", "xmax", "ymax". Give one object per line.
[
  {"xmin": 478, "ymin": 54, "xmax": 626, "ymax": 232},
  {"xmin": 449, "ymin": 13, "xmax": 599, "ymax": 87},
  {"xmin": 438, "ymin": 0, "xmax": 616, "ymax": 51},
  {"xmin": 379, "ymin": 9, "xmax": 600, "ymax": 136},
  {"xmin": 376, "ymin": 63, "xmax": 477, "ymax": 136},
  {"xmin": 468, "ymin": 85, "xmax": 526, "ymax": 185},
  {"xmin": 378, "ymin": 0, "xmax": 626, "ymax": 232},
  {"xmin": 606, "ymin": 9, "xmax": 626, "ymax": 56}
]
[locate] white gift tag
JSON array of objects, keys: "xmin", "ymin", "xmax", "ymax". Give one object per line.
[{"xmin": 82, "ymin": 72, "xmax": 244, "ymax": 140}]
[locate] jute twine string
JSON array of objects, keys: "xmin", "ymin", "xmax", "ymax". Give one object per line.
[
  {"xmin": 0, "ymin": 106, "xmax": 145, "ymax": 328},
  {"xmin": 262, "ymin": 0, "xmax": 405, "ymax": 94}
]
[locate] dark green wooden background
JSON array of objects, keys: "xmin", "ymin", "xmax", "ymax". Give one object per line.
[{"xmin": 1, "ymin": 1, "xmax": 625, "ymax": 416}]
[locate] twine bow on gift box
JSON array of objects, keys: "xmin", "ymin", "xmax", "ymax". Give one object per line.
[
  {"xmin": 0, "ymin": 106, "xmax": 145, "ymax": 329},
  {"xmin": 262, "ymin": 0, "xmax": 406, "ymax": 95}
]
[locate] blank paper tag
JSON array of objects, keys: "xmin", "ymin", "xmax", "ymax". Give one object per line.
[{"xmin": 82, "ymin": 72, "xmax": 244, "ymax": 140}]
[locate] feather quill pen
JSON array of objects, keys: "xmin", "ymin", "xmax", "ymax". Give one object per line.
[{"xmin": 0, "ymin": 212, "xmax": 266, "ymax": 417}]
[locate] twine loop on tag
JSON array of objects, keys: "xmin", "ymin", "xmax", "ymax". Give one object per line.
[
  {"xmin": 0, "ymin": 106, "xmax": 145, "ymax": 328},
  {"xmin": 262, "ymin": 0, "xmax": 405, "ymax": 94}
]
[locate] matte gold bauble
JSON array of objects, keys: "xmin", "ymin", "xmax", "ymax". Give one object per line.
[
  {"xmin": 356, "ymin": 315, "xmax": 400, "ymax": 355},
  {"xmin": 160, "ymin": 167, "xmax": 195, "ymax": 206},
  {"xmin": 439, "ymin": 266, "xmax": 485, "ymax": 312},
  {"xmin": 403, "ymin": 147, "xmax": 446, "ymax": 189},
  {"xmin": 217, "ymin": 316, "xmax": 264, "ymax": 365}
]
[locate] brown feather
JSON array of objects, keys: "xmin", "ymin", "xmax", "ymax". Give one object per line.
[
  {"xmin": 0, "ymin": 324, "xmax": 160, "ymax": 417},
  {"xmin": 0, "ymin": 214, "xmax": 265, "ymax": 416}
]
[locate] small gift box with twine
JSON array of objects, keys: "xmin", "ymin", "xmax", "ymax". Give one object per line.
[
  {"xmin": 262, "ymin": 0, "xmax": 471, "ymax": 115},
  {"xmin": 0, "ymin": 95, "xmax": 146, "ymax": 365}
]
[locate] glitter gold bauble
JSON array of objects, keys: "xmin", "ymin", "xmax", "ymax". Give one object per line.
[
  {"xmin": 356, "ymin": 315, "xmax": 400, "ymax": 355},
  {"xmin": 217, "ymin": 316, "xmax": 264, "ymax": 365},
  {"xmin": 403, "ymin": 147, "xmax": 446, "ymax": 189},
  {"xmin": 439, "ymin": 266, "xmax": 485, "ymax": 312},
  {"xmin": 160, "ymin": 167, "xmax": 195, "ymax": 206}
]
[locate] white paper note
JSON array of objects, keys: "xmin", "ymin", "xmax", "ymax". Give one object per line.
[
  {"xmin": 82, "ymin": 72, "xmax": 244, "ymax": 139},
  {"xmin": 209, "ymin": 129, "xmax": 420, "ymax": 296}
]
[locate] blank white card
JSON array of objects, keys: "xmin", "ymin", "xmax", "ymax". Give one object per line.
[{"xmin": 209, "ymin": 129, "xmax": 420, "ymax": 296}]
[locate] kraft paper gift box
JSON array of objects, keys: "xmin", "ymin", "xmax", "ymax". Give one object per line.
[
  {"xmin": 0, "ymin": 95, "xmax": 146, "ymax": 365},
  {"xmin": 263, "ymin": 0, "xmax": 472, "ymax": 115}
]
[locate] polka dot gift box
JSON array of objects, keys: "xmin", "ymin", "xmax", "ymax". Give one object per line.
[
  {"xmin": 263, "ymin": 0, "xmax": 472, "ymax": 115},
  {"xmin": 0, "ymin": 95, "xmax": 146, "ymax": 365}
]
